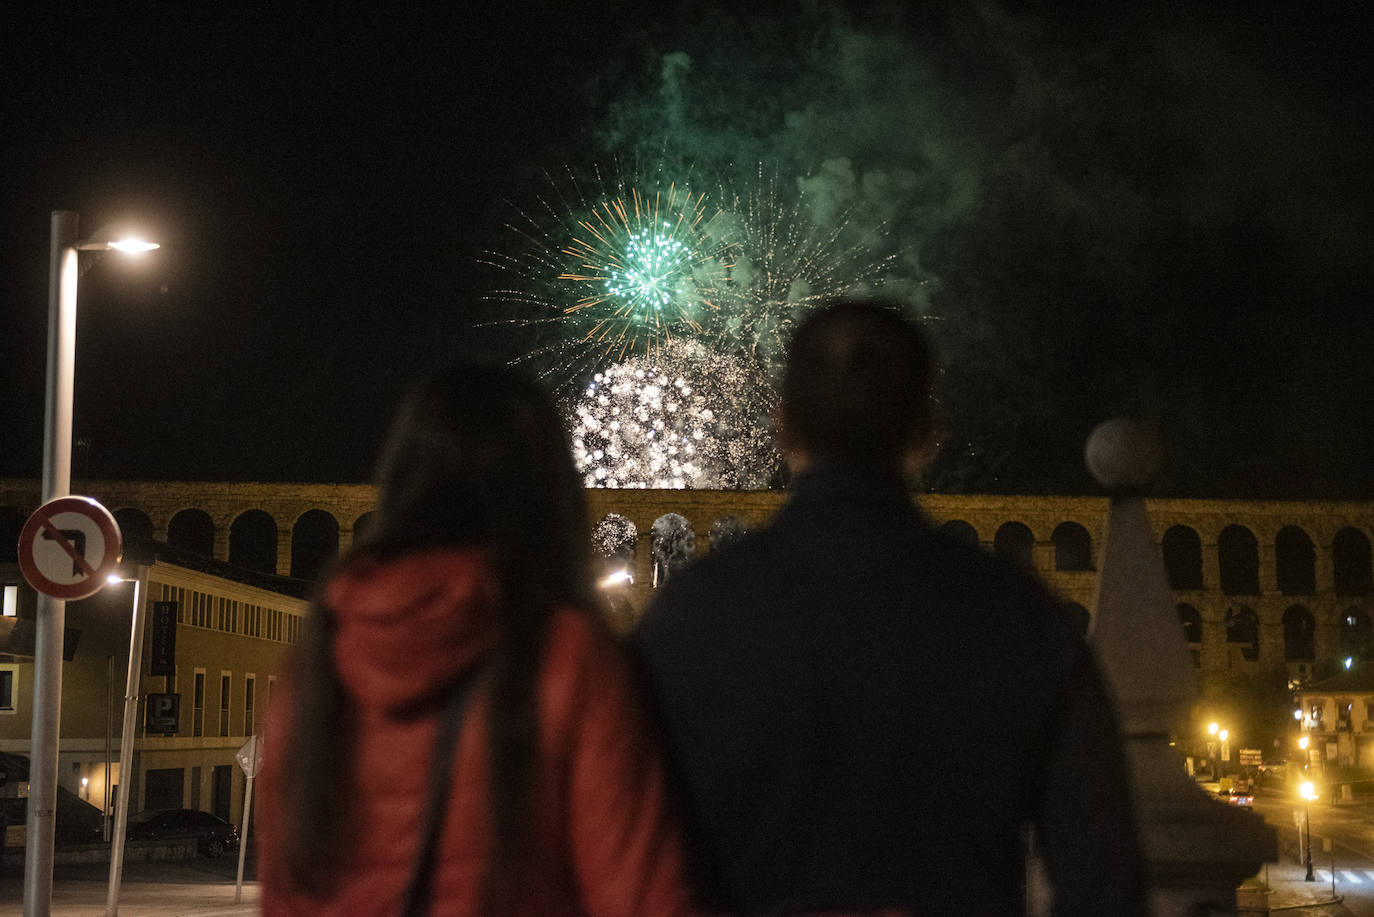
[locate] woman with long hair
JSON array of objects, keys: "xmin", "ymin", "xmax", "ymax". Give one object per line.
[{"xmin": 257, "ymin": 363, "xmax": 697, "ymax": 916}]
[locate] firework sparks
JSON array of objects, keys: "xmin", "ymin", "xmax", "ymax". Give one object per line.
[
  {"xmin": 567, "ymin": 340, "xmax": 779, "ymax": 489},
  {"xmin": 483, "ymin": 163, "xmax": 894, "ymax": 387},
  {"xmin": 482, "ymin": 168, "xmax": 727, "ymax": 369},
  {"xmin": 484, "ymin": 163, "xmax": 896, "ymax": 489},
  {"xmin": 695, "ymin": 168, "xmax": 897, "ymax": 374}
]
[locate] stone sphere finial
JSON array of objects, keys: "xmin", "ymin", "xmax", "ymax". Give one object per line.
[{"xmin": 1085, "ymin": 418, "xmax": 1163, "ymax": 493}]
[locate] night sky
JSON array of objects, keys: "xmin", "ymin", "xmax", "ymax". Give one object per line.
[{"xmin": 2, "ymin": 4, "xmax": 1371, "ymax": 498}]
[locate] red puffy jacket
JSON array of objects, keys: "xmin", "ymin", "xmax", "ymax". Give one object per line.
[{"xmin": 258, "ymin": 549, "xmax": 698, "ymax": 916}]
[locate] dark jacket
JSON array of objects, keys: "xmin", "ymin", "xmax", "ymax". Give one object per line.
[{"xmin": 633, "ymin": 468, "xmax": 1148, "ymax": 915}]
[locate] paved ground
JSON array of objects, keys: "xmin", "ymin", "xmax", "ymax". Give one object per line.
[
  {"xmin": 0, "ymin": 856, "xmax": 259, "ymax": 916},
  {"xmin": 1250, "ymin": 856, "xmax": 1359, "ymax": 915},
  {"xmin": 0, "ymin": 851, "xmax": 1360, "ymax": 915}
]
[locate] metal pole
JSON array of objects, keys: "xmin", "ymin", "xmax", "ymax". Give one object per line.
[
  {"xmin": 24, "ymin": 210, "xmax": 80, "ymax": 917},
  {"xmin": 104, "ymin": 655, "xmax": 113, "ymax": 843},
  {"xmin": 105, "ymin": 577, "xmax": 146, "ymax": 917},
  {"xmin": 235, "ymin": 774, "xmax": 254, "ymax": 903},
  {"xmin": 1304, "ymin": 801, "xmax": 1314, "ymax": 882}
]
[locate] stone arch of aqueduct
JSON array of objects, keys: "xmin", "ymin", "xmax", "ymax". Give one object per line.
[{"xmin": 3, "ymin": 477, "xmax": 1370, "ymax": 610}]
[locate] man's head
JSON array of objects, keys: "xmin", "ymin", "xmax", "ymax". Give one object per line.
[{"xmin": 778, "ymin": 299, "xmax": 937, "ymax": 479}]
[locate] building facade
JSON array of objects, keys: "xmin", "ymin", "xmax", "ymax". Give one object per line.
[
  {"xmin": 1297, "ymin": 663, "xmax": 1374, "ymax": 772},
  {"xmin": 2, "ymin": 535, "xmax": 307, "ymax": 832}
]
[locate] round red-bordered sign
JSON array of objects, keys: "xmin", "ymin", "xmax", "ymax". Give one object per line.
[{"xmin": 17, "ymin": 496, "xmax": 123, "ymax": 600}]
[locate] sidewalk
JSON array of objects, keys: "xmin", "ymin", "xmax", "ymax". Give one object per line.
[
  {"xmin": 3, "ymin": 857, "xmax": 1358, "ymax": 916},
  {"xmin": 0, "ymin": 858, "xmax": 259, "ymax": 916},
  {"xmin": 1243, "ymin": 857, "xmax": 1357, "ymax": 915}
]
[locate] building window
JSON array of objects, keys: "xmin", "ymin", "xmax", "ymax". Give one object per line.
[
  {"xmin": 0, "ymin": 666, "xmax": 15, "ymax": 712},
  {"xmin": 193, "ymin": 671, "xmax": 205, "ymax": 737},
  {"xmin": 3, "ymin": 584, "xmax": 17, "ymax": 617},
  {"xmin": 244, "ymin": 675, "xmax": 256, "ymax": 736},
  {"xmin": 219, "ymin": 673, "xmax": 231, "ymax": 737}
]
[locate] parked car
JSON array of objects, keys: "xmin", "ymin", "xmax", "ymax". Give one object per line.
[{"xmin": 126, "ymin": 808, "xmax": 238, "ymax": 857}]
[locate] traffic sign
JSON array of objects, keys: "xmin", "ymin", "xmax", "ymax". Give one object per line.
[
  {"xmin": 145, "ymin": 693, "xmax": 180, "ymax": 734},
  {"xmin": 17, "ymin": 496, "xmax": 122, "ymax": 600},
  {"xmin": 237, "ymin": 735, "xmax": 264, "ymax": 778}
]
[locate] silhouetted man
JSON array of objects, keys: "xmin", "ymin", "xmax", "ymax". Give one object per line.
[{"xmin": 633, "ymin": 300, "xmax": 1147, "ymax": 915}]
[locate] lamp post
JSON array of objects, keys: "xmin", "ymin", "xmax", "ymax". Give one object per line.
[
  {"xmin": 1300, "ymin": 780, "xmax": 1318, "ymax": 882},
  {"xmin": 1208, "ymin": 722, "xmax": 1221, "ymax": 781},
  {"xmin": 24, "ymin": 212, "xmax": 157, "ymax": 917},
  {"xmin": 104, "ymin": 573, "xmax": 147, "ymax": 917}
]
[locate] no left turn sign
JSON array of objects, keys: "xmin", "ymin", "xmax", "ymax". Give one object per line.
[{"xmin": 17, "ymin": 496, "xmax": 123, "ymax": 600}]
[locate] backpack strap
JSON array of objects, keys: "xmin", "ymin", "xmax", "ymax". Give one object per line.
[{"xmin": 400, "ymin": 664, "xmax": 485, "ymax": 917}]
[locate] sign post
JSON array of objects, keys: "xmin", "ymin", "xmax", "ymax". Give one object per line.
[
  {"xmin": 234, "ymin": 736, "xmax": 264, "ymax": 904},
  {"xmin": 18, "ymin": 493, "xmax": 122, "ymax": 917}
]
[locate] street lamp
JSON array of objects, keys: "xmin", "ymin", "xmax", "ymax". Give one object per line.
[
  {"xmin": 1300, "ymin": 780, "xmax": 1319, "ymax": 881},
  {"xmin": 103, "ymin": 572, "xmax": 146, "ymax": 917},
  {"xmin": 1207, "ymin": 722, "xmax": 1222, "ymax": 781},
  {"xmin": 24, "ymin": 212, "xmax": 158, "ymax": 917}
]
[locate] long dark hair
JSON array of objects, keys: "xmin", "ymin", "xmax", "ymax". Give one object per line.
[{"xmin": 279, "ymin": 362, "xmax": 595, "ymax": 908}]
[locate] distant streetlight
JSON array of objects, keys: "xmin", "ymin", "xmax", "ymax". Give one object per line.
[
  {"xmin": 1300, "ymin": 780, "xmax": 1319, "ymax": 881},
  {"xmin": 599, "ymin": 569, "xmax": 634, "ymax": 588},
  {"xmin": 1206, "ymin": 722, "xmax": 1226, "ymax": 781},
  {"xmin": 24, "ymin": 212, "xmax": 159, "ymax": 917}
]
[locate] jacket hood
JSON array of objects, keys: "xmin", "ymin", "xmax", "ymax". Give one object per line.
[{"xmin": 328, "ymin": 549, "xmax": 498, "ymax": 714}]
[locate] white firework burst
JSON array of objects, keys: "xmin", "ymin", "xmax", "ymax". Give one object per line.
[{"xmin": 567, "ymin": 340, "xmax": 779, "ymax": 489}]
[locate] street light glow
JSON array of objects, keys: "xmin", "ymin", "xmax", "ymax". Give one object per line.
[
  {"xmin": 1300, "ymin": 781, "xmax": 1318, "ymax": 801},
  {"xmin": 1218, "ymin": 729, "xmax": 1228, "ymax": 743},
  {"xmin": 106, "ymin": 238, "xmax": 160, "ymax": 254},
  {"xmin": 1299, "ymin": 736, "xmax": 1310, "ymax": 750},
  {"xmin": 1208, "ymin": 722, "xmax": 1219, "ymax": 736},
  {"xmin": 599, "ymin": 569, "xmax": 634, "ymax": 588}
]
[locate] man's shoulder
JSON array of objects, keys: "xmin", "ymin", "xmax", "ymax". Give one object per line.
[
  {"xmin": 633, "ymin": 526, "xmax": 787, "ymax": 640},
  {"xmin": 915, "ymin": 523, "xmax": 1086, "ymax": 644}
]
